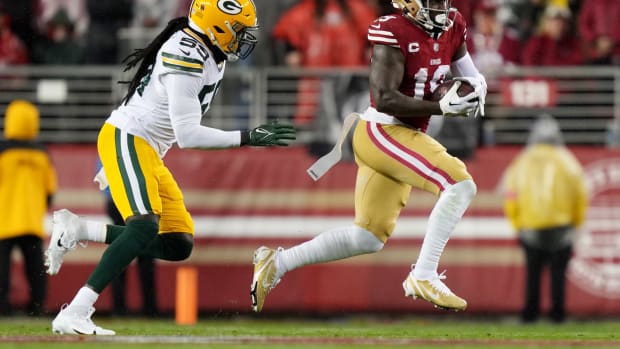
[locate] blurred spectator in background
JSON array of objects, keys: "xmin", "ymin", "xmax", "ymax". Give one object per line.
[
  {"xmin": 0, "ymin": 6, "xmax": 29, "ymax": 66},
  {"xmin": 0, "ymin": 100, "xmax": 57, "ymax": 316},
  {"xmin": 174, "ymin": 0, "xmax": 191, "ymax": 17},
  {"xmin": 500, "ymin": 0, "xmax": 546, "ymax": 42},
  {"xmin": 105, "ymin": 193, "xmax": 158, "ymax": 317},
  {"xmin": 0, "ymin": 0, "xmax": 37, "ymax": 49},
  {"xmin": 272, "ymin": 0, "xmax": 377, "ymax": 125},
  {"xmin": 248, "ymin": 0, "xmax": 297, "ymax": 66},
  {"xmin": 521, "ymin": 5, "xmax": 583, "ymax": 66},
  {"xmin": 272, "ymin": 0, "xmax": 376, "ymax": 76},
  {"xmin": 132, "ymin": 0, "xmax": 178, "ymax": 30},
  {"xmin": 84, "ymin": 0, "xmax": 132, "ymax": 64},
  {"xmin": 31, "ymin": 8, "xmax": 84, "ymax": 64},
  {"xmin": 466, "ymin": 0, "xmax": 521, "ymax": 75},
  {"xmin": 368, "ymin": 0, "xmax": 396, "ymax": 16},
  {"xmin": 120, "ymin": 0, "xmax": 179, "ymax": 61},
  {"xmin": 502, "ymin": 114, "xmax": 587, "ymax": 323},
  {"xmin": 453, "ymin": 0, "xmax": 475, "ymax": 28},
  {"xmin": 500, "ymin": 0, "xmax": 572, "ymax": 42},
  {"xmin": 578, "ymin": 0, "xmax": 620, "ymax": 65},
  {"xmin": 36, "ymin": 0, "xmax": 89, "ymax": 39}
]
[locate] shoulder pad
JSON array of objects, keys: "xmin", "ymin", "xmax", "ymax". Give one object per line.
[
  {"xmin": 159, "ymin": 31, "xmax": 206, "ymax": 74},
  {"xmin": 367, "ymin": 16, "xmax": 400, "ymax": 47},
  {"xmin": 451, "ymin": 11, "xmax": 467, "ymax": 37}
]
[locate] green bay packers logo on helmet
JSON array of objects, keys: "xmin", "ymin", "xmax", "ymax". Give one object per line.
[{"xmin": 218, "ymin": 0, "xmax": 242, "ymax": 14}]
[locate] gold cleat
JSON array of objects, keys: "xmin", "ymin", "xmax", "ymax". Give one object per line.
[
  {"xmin": 250, "ymin": 246, "xmax": 280, "ymax": 312},
  {"xmin": 402, "ymin": 271, "xmax": 467, "ymax": 311}
]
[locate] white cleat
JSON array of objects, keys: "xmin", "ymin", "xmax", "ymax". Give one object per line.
[
  {"xmin": 52, "ymin": 304, "xmax": 115, "ymax": 335},
  {"xmin": 45, "ymin": 209, "xmax": 85, "ymax": 275}
]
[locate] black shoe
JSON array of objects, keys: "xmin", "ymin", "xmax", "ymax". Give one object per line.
[
  {"xmin": 521, "ymin": 310, "xmax": 539, "ymax": 324},
  {"xmin": 26, "ymin": 304, "xmax": 44, "ymax": 317},
  {"xmin": 549, "ymin": 310, "xmax": 566, "ymax": 324}
]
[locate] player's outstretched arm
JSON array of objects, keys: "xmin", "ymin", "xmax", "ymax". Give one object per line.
[{"xmin": 167, "ymin": 73, "xmax": 296, "ymax": 149}]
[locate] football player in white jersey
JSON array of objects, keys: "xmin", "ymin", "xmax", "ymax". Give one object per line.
[
  {"xmin": 45, "ymin": 0, "xmax": 295, "ymax": 335},
  {"xmin": 251, "ymin": 0, "xmax": 486, "ymax": 313}
]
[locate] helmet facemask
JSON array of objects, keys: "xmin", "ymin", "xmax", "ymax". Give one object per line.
[
  {"xmin": 229, "ymin": 21, "xmax": 258, "ymax": 61},
  {"xmin": 205, "ymin": 21, "xmax": 258, "ymax": 61}
]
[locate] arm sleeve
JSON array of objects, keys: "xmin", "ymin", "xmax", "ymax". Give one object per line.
[
  {"xmin": 164, "ymin": 73, "xmax": 241, "ymax": 149},
  {"xmin": 450, "ymin": 52, "xmax": 483, "ymax": 80}
]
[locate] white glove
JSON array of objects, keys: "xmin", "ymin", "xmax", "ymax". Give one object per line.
[
  {"xmin": 454, "ymin": 74, "xmax": 487, "ymax": 117},
  {"xmin": 439, "ymin": 80, "xmax": 479, "ymax": 117}
]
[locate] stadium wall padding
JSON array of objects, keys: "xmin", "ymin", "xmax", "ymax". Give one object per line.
[{"xmin": 7, "ymin": 145, "xmax": 620, "ymax": 316}]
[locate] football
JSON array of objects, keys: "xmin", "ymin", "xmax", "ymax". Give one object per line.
[{"xmin": 431, "ymin": 79, "xmax": 475, "ymax": 101}]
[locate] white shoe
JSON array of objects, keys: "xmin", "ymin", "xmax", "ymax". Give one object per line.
[
  {"xmin": 45, "ymin": 209, "xmax": 85, "ymax": 275},
  {"xmin": 52, "ymin": 304, "xmax": 115, "ymax": 335},
  {"xmin": 250, "ymin": 246, "xmax": 281, "ymax": 312},
  {"xmin": 403, "ymin": 269, "xmax": 467, "ymax": 311}
]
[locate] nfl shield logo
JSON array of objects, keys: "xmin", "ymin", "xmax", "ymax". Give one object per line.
[{"xmin": 433, "ymin": 43, "xmax": 440, "ymax": 52}]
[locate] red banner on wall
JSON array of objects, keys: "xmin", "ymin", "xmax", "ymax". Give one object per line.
[
  {"xmin": 10, "ymin": 145, "xmax": 620, "ymax": 316},
  {"xmin": 500, "ymin": 78, "xmax": 559, "ymax": 107}
]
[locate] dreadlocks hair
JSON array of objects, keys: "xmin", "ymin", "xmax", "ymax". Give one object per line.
[{"xmin": 119, "ymin": 17, "xmax": 189, "ymax": 105}]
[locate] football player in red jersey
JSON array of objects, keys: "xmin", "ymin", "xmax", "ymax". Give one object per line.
[{"xmin": 252, "ymin": 0, "xmax": 486, "ymax": 312}]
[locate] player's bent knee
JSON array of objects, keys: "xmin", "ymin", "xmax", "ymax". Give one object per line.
[
  {"xmin": 126, "ymin": 215, "xmax": 160, "ymax": 244},
  {"xmin": 160, "ymin": 232, "xmax": 194, "ymax": 261},
  {"xmin": 456, "ymin": 179, "xmax": 477, "ymax": 201},
  {"xmin": 351, "ymin": 226, "xmax": 384, "ymax": 254}
]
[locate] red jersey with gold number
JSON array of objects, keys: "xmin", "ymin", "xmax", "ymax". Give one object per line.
[{"xmin": 364, "ymin": 12, "xmax": 467, "ymax": 131}]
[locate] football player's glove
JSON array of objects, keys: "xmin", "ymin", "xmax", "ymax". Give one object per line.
[
  {"xmin": 438, "ymin": 81, "xmax": 479, "ymax": 117},
  {"xmin": 242, "ymin": 121, "xmax": 296, "ymax": 146},
  {"xmin": 454, "ymin": 74, "xmax": 487, "ymax": 117}
]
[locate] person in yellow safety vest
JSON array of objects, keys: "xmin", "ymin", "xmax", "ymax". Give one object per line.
[
  {"xmin": 502, "ymin": 114, "xmax": 587, "ymax": 323},
  {"xmin": 0, "ymin": 100, "xmax": 57, "ymax": 316}
]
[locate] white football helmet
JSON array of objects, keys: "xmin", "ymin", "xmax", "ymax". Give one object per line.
[{"xmin": 392, "ymin": 0, "xmax": 455, "ymax": 34}]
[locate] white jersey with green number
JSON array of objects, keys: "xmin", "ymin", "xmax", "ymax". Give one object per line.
[{"xmin": 106, "ymin": 27, "xmax": 237, "ymax": 158}]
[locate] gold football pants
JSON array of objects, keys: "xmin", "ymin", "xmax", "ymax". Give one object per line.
[
  {"xmin": 97, "ymin": 122, "xmax": 194, "ymax": 234},
  {"xmin": 352, "ymin": 120, "xmax": 471, "ymax": 242}
]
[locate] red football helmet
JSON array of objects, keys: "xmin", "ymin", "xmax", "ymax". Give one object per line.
[{"xmin": 392, "ymin": 0, "xmax": 455, "ymax": 34}]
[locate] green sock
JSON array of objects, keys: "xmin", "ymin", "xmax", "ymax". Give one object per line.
[
  {"xmin": 105, "ymin": 225, "xmax": 125, "ymax": 244},
  {"xmin": 87, "ymin": 219, "xmax": 158, "ymax": 293}
]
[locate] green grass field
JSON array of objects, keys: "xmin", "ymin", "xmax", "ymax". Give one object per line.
[{"xmin": 1, "ymin": 315, "xmax": 620, "ymax": 348}]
